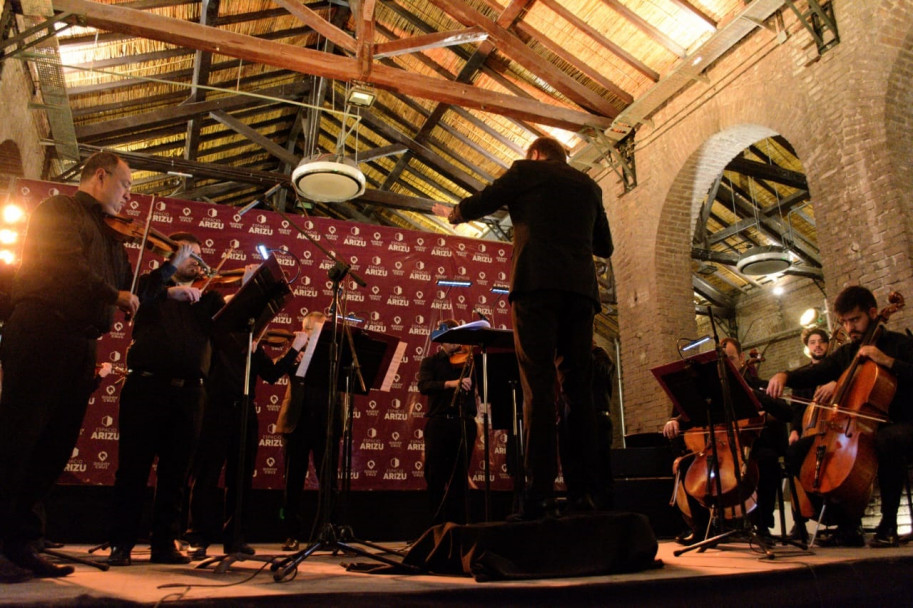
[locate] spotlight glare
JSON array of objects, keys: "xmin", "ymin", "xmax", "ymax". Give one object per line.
[
  {"xmin": 2, "ymin": 204, "xmax": 24, "ymax": 224},
  {"xmin": 0, "ymin": 250, "xmax": 15, "ymax": 264},
  {"xmin": 0, "ymin": 229, "xmax": 17, "ymax": 245}
]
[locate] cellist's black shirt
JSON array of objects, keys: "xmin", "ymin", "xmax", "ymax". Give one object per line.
[{"xmin": 785, "ymin": 330, "xmax": 913, "ymax": 423}]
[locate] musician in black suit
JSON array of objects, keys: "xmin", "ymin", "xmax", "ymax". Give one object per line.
[{"xmin": 436, "ymin": 136, "xmax": 613, "ymax": 519}]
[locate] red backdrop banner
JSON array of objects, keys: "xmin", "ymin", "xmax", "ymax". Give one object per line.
[{"xmin": 10, "ymin": 179, "xmax": 518, "ymax": 491}]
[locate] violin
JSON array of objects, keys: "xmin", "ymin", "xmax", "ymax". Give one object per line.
[
  {"xmin": 798, "ymin": 291, "xmax": 904, "ymax": 517},
  {"xmin": 191, "ymin": 267, "xmax": 246, "ymax": 292},
  {"xmin": 103, "ymin": 214, "xmax": 209, "ymax": 270},
  {"xmin": 259, "ymin": 328, "xmax": 296, "ymax": 347},
  {"xmin": 449, "ymin": 344, "xmax": 472, "ymax": 366}
]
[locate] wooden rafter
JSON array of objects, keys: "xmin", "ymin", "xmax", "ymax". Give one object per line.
[{"xmin": 53, "ymin": 0, "xmax": 611, "ymax": 131}]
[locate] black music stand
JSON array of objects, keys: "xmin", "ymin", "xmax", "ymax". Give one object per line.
[
  {"xmin": 432, "ymin": 321, "xmax": 514, "ymax": 521},
  {"xmin": 271, "ymin": 323, "xmax": 412, "ymax": 581},
  {"xmin": 652, "ymin": 347, "xmax": 774, "ymax": 558},
  {"xmin": 196, "ymin": 254, "xmax": 291, "ymax": 573}
]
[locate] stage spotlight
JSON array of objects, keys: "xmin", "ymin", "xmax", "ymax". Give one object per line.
[
  {"xmin": 0, "ymin": 229, "xmax": 17, "ymax": 245},
  {"xmin": 800, "ymin": 307, "xmax": 822, "ymax": 328},
  {"xmin": 0, "ymin": 250, "xmax": 16, "ymax": 264},
  {"xmin": 2, "ymin": 204, "xmax": 24, "ymax": 224}
]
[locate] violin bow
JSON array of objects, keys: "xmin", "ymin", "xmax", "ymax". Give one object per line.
[
  {"xmin": 128, "ymin": 196, "xmax": 157, "ymax": 298},
  {"xmin": 196, "ymin": 246, "xmax": 236, "ymax": 293}
]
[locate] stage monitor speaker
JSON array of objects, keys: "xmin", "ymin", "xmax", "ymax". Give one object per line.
[{"xmin": 401, "ymin": 511, "xmax": 659, "ymax": 581}]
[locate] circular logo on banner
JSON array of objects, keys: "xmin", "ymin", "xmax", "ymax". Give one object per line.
[
  {"xmin": 478, "ymin": 295, "xmax": 487, "ymax": 305},
  {"xmin": 415, "ymin": 314, "xmax": 424, "ymax": 324},
  {"xmin": 394, "ymin": 233, "xmax": 404, "ymax": 242},
  {"xmin": 393, "ymin": 316, "xmax": 402, "ymax": 325},
  {"xmin": 367, "ymin": 460, "xmax": 376, "ymax": 469},
  {"xmin": 328, "ymin": 226, "xmax": 336, "ymax": 235},
  {"xmin": 415, "ymin": 462, "xmax": 423, "ymax": 471},
  {"xmin": 267, "ymin": 423, "xmax": 277, "ymax": 434},
  {"xmin": 350, "ymin": 255, "xmax": 358, "ymax": 264},
  {"xmin": 305, "ymin": 221, "xmax": 314, "ymax": 230},
  {"xmin": 479, "ymin": 244, "xmax": 487, "ymax": 253},
  {"xmin": 267, "ymin": 457, "xmax": 276, "ymax": 467},
  {"xmin": 367, "ymin": 428, "xmax": 377, "ymax": 438},
  {"xmin": 182, "ymin": 208, "xmax": 191, "ymax": 217},
  {"xmin": 437, "ymin": 237, "xmax": 446, "ymax": 247},
  {"xmin": 414, "ymin": 429, "xmax": 424, "ymax": 439},
  {"xmin": 478, "ymin": 271, "xmax": 486, "ymax": 280},
  {"xmin": 130, "ymin": 201, "xmax": 139, "ymax": 210},
  {"xmin": 350, "ymin": 226, "xmax": 360, "ymax": 236},
  {"xmin": 416, "ymin": 237, "xmax": 424, "ymax": 246},
  {"xmin": 373, "ymin": 232, "xmax": 381, "ymax": 240},
  {"xmin": 391, "ymin": 398, "xmax": 401, "ymax": 410},
  {"xmin": 394, "ymin": 261, "xmax": 403, "ymax": 270},
  {"xmin": 208, "ymin": 208, "xmax": 219, "ymax": 218},
  {"xmin": 390, "ymin": 457, "xmax": 400, "ymax": 468},
  {"xmin": 458, "ymin": 267, "xmax": 467, "ymax": 276},
  {"xmin": 257, "ymin": 214, "xmax": 267, "ymax": 224},
  {"xmin": 105, "ymin": 386, "xmax": 116, "ymax": 396},
  {"xmin": 156, "ymin": 202, "xmax": 166, "ymax": 211},
  {"xmin": 205, "ymin": 239, "xmax": 214, "ymax": 247},
  {"xmin": 230, "ymin": 239, "xmax": 241, "ymax": 249},
  {"xmin": 368, "ymin": 400, "xmax": 377, "ymax": 410},
  {"xmin": 458, "ymin": 243, "xmax": 465, "ymax": 252},
  {"xmin": 233, "ymin": 214, "xmax": 242, "ymax": 222},
  {"xmin": 270, "ymin": 395, "xmax": 279, "ymax": 404},
  {"xmin": 437, "ymin": 266, "xmax": 446, "ymax": 275},
  {"xmin": 414, "ymin": 260, "xmax": 425, "ymax": 270},
  {"xmin": 101, "ymin": 415, "xmax": 114, "ymax": 427},
  {"xmin": 391, "ymin": 431, "xmax": 400, "ymax": 441},
  {"xmin": 372, "ymin": 256, "xmax": 382, "ymax": 265},
  {"xmin": 98, "ymin": 451, "xmax": 108, "ymax": 462},
  {"xmin": 72, "ymin": 447, "xmax": 79, "ymax": 458},
  {"xmin": 281, "ymin": 220, "xmax": 289, "ymax": 228}
]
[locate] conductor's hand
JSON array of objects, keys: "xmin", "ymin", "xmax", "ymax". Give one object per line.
[
  {"xmin": 291, "ymin": 331, "xmax": 308, "ymax": 351},
  {"xmin": 115, "ymin": 290, "xmax": 139, "ymax": 316},
  {"xmin": 766, "ymin": 372, "xmax": 788, "ymax": 398},
  {"xmin": 167, "ymin": 285, "xmax": 202, "ymax": 303},
  {"xmin": 171, "ymin": 243, "xmax": 195, "ymax": 268},
  {"xmin": 431, "ymin": 202, "xmax": 453, "ymax": 219},
  {"xmin": 662, "ymin": 418, "xmax": 680, "ymax": 439}
]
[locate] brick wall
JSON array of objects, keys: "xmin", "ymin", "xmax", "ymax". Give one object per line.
[
  {"xmin": 0, "ymin": 48, "xmax": 50, "ymax": 179},
  {"xmin": 601, "ymin": 1, "xmax": 913, "ymax": 434}
]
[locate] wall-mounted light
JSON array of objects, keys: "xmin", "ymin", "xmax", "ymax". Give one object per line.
[
  {"xmin": 491, "ymin": 286, "xmax": 509, "ymax": 295},
  {"xmin": 436, "ymin": 279, "xmax": 472, "ymax": 288}
]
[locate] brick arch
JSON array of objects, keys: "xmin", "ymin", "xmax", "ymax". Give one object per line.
[{"xmin": 0, "ymin": 140, "xmax": 23, "ymax": 177}]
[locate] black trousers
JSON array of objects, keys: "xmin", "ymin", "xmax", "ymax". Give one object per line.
[
  {"xmin": 186, "ymin": 397, "xmax": 258, "ymax": 547},
  {"xmin": 511, "ymin": 290, "xmax": 597, "ymax": 501},
  {"xmin": 875, "ymin": 422, "xmax": 913, "ymax": 525},
  {"xmin": 424, "ymin": 416, "xmax": 478, "ymax": 525},
  {"xmin": 0, "ymin": 305, "xmax": 96, "ymax": 546},
  {"xmin": 109, "ymin": 375, "xmax": 204, "ymax": 551},
  {"xmin": 282, "ymin": 405, "xmax": 338, "ymax": 538}
]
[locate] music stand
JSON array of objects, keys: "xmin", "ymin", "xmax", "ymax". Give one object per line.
[
  {"xmin": 271, "ymin": 323, "xmax": 412, "ymax": 580},
  {"xmin": 432, "ymin": 320, "xmax": 514, "ymax": 521},
  {"xmin": 652, "ymin": 348, "xmax": 774, "ymax": 558},
  {"xmin": 196, "ymin": 254, "xmax": 291, "ymax": 573}
]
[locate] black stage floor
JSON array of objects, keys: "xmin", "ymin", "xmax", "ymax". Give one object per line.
[{"xmin": 3, "ymin": 538, "xmax": 912, "ymax": 607}]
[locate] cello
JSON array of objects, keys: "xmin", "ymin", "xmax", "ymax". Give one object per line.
[{"xmin": 798, "ymin": 292, "xmax": 904, "ymax": 517}]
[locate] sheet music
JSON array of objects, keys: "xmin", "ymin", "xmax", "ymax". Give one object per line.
[
  {"xmin": 378, "ymin": 340, "xmax": 407, "ymax": 392},
  {"xmin": 294, "ymin": 318, "xmax": 327, "ymax": 378}
]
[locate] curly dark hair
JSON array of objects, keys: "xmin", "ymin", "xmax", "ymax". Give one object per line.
[{"xmin": 834, "ymin": 285, "xmax": 877, "ymax": 316}]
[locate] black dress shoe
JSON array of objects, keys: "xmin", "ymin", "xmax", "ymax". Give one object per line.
[
  {"xmin": 281, "ymin": 538, "xmax": 299, "ymax": 551},
  {"xmin": 188, "ymin": 544, "xmax": 208, "ymax": 560},
  {"xmin": 5, "ymin": 543, "xmax": 74, "ymax": 578},
  {"xmin": 106, "ymin": 546, "xmax": 132, "ymax": 567},
  {"xmin": 224, "ymin": 543, "xmax": 255, "ymax": 556},
  {"xmin": 817, "ymin": 526, "xmax": 865, "ymax": 548},
  {"xmin": 0, "ymin": 553, "xmax": 33, "ymax": 583},
  {"xmin": 150, "ymin": 547, "xmax": 191, "ymax": 564},
  {"xmin": 871, "ymin": 524, "xmax": 899, "ymax": 548}
]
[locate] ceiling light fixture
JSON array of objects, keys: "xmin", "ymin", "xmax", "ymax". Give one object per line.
[
  {"xmin": 292, "ymin": 154, "xmax": 366, "ymax": 203},
  {"xmin": 735, "ymin": 246, "xmax": 792, "ymax": 276}
]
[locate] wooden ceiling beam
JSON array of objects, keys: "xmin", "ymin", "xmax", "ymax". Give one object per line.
[
  {"xmin": 535, "ymin": 0, "xmax": 659, "ymax": 81},
  {"xmin": 667, "ymin": 0, "xmax": 718, "ymax": 30},
  {"xmin": 53, "ymin": 0, "xmax": 612, "ymax": 131},
  {"xmin": 209, "ymin": 109, "xmax": 301, "ymax": 167},
  {"xmin": 375, "ymin": 26, "xmax": 488, "ymax": 59},
  {"xmin": 427, "ymin": 0, "xmax": 619, "ymax": 117},
  {"xmin": 75, "ymin": 81, "xmax": 308, "ymax": 141},
  {"xmin": 598, "ymin": 0, "xmax": 686, "ymax": 58},
  {"xmin": 272, "ymin": 0, "xmax": 356, "ymax": 53},
  {"xmin": 726, "ymin": 157, "xmax": 808, "ymax": 190}
]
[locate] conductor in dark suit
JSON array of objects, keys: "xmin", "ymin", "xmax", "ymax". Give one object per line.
[{"xmin": 435, "ymin": 136, "xmax": 613, "ymax": 519}]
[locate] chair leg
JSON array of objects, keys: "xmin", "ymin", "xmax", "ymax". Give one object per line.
[{"xmin": 809, "ymin": 502, "xmax": 827, "ymax": 547}]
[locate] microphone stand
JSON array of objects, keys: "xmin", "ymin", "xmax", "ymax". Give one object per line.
[{"xmin": 267, "ymin": 212, "xmax": 418, "ymax": 580}]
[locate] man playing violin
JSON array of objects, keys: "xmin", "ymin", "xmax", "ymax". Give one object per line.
[
  {"xmin": 107, "ymin": 233, "xmax": 225, "ymax": 566},
  {"xmin": 0, "ymin": 151, "xmax": 139, "ymax": 582},
  {"xmin": 767, "ymin": 285, "xmax": 913, "ymax": 547},
  {"xmin": 418, "ymin": 319, "xmax": 478, "ymax": 525}
]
